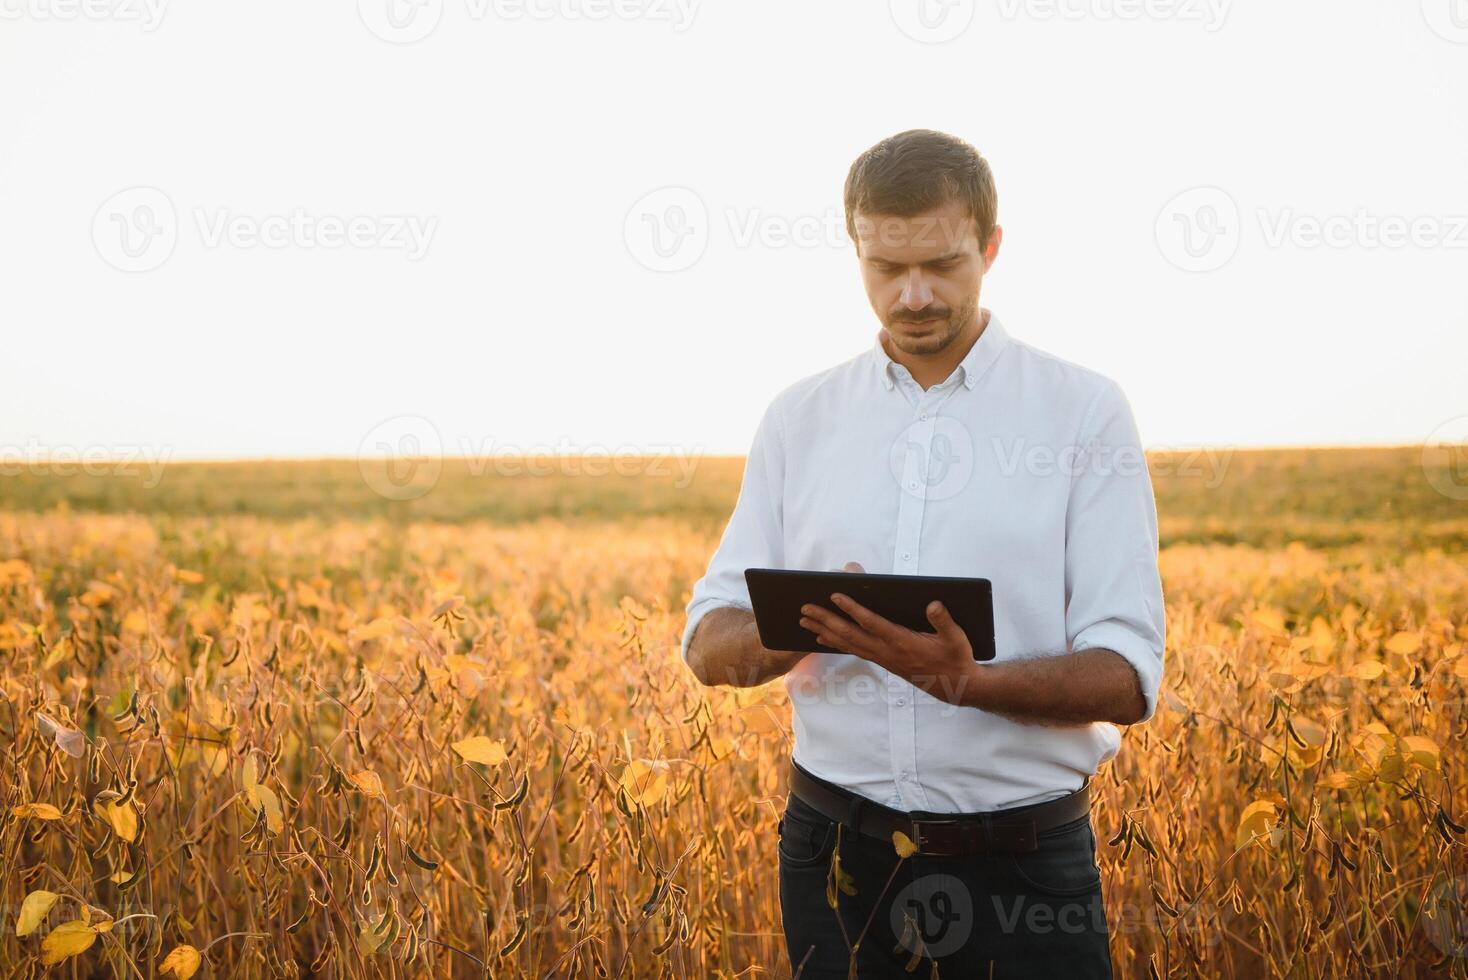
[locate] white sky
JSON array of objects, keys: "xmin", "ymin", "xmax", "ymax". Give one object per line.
[{"xmin": 3, "ymin": 0, "xmax": 1466, "ymax": 461}]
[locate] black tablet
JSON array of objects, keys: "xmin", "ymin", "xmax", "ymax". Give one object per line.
[{"xmin": 743, "ymin": 567, "xmax": 996, "ymax": 661}]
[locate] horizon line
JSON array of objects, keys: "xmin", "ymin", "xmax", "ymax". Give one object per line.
[{"xmin": 2, "ymin": 441, "xmax": 1448, "ymax": 466}]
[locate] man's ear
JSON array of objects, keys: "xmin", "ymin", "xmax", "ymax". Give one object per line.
[{"xmin": 982, "ymin": 224, "xmax": 1003, "ymax": 271}]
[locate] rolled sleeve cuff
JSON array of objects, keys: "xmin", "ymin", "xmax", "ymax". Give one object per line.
[
  {"xmin": 680, "ymin": 598, "xmax": 752, "ymax": 662},
  {"xmin": 1073, "ymin": 621, "xmax": 1164, "ymax": 724}
]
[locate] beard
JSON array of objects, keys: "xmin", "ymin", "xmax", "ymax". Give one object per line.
[{"xmin": 884, "ymin": 300, "xmax": 977, "ymax": 356}]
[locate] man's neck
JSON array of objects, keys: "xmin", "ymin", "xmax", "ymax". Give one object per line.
[{"xmin": 883, "ymin": 307, "xmax": 990, "ymax": 391}]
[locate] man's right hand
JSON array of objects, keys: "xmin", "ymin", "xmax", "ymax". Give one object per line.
[{"xmin": 683, "ymin": 561, "xmax": 867, "ymax": 687}]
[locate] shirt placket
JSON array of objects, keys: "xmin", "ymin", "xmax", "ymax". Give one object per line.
[{"xmin": 887, "ymin": 372, "xmax": 958, "ymax": 811}]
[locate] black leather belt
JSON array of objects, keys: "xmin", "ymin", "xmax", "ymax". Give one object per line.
[{"xmin": 787, "ymin": 757, "xmax": 1091, "ymax": 856}]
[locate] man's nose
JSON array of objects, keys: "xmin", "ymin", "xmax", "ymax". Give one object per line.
[{"xmin": 899, "ymin": 269, "xmax": 934, "ymax": 309}]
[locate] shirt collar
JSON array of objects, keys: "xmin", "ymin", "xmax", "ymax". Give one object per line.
[{"xmin": 871, "ymin": 311, "xmax": 1010, "ymax": 392}]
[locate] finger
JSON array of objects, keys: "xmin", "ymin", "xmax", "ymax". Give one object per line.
[
  {"xmin": 800, "ymin": 608, "xmax": 879, "ymax": 658},
  {"xmin": 842, "ymin": 561, "xmax": 865, "ymax": 573},
  {"xmin": 926, "ymin": 601, "xmax": 971, "ymax": 655},
  {"xmin": 830, "ymin": 593, "xmax": 905, "ymax": 647}
]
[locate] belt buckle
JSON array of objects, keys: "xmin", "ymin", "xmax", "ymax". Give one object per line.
[{"xmin": 909, "ymin": 817, "xmax": 961, "ymax": 853}]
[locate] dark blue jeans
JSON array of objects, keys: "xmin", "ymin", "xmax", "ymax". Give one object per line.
[{"xmin": 778, "ymin": 790, "xmax": 1113, "ymax": 978}]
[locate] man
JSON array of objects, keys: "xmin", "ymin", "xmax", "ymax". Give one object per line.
[{"xmin": 680, "ymin": 129, "xmax": 1166, "ymax": 978}]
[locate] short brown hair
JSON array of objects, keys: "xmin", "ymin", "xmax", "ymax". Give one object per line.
[{"xmin": 843, "ymin": 129, "xmax": 998, "ymax": 254}]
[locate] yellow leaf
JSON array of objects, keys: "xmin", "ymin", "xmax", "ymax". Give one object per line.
[
  {"xmin": 1373, "ymin": 751, "xmax": 1407, "ymax": 783},
  {"xmin": 1399, "ymin": 735, "xmax": 1440, "ymax": 771},
  {"xmin": 174, "ymin": 569, "xmax": 205, "ymax": 585},
  {"xmin": 233, "ymin": 755, "xmax": 282, "ymax": 833},
  {"xmin": 1265, "ymin": 671, "xmax": 1302, "ymax": 693},
  {"xmin": 79, "ymin": 582, "xmax": 117, "ymax": 608},
  {"xmin": 451, "ymin": 736, "xmax": 507, "ymax": 767},
  {"xmin": 348, "ymin": 770, "xmax": 386, "ymax": 799},
  {"xmin": 159, "ymin": 944, "xmax": 202, "ymax": 978},
  {"xmin": 619, "ymin": 759, "xmax": 670, "ymax": 807},
  {"xmin": 1283, "ymin": 716, "xmax": 1327, "ymax": 767},
  {"xmin": 93, "ymin": 795, "xmax": 140, "ymax": 842},
  {"xmin": 359, "ymin": 910, "xmax": 394, "ymax": 953},
  {"xmin": 1291, "ymin": 716, "xmax": 1327, "ymax": 747},
  {"xmin": 16, "ymin": 890, "xmax": 60, "ymax": 937},
  {"xmin": 1236, "ymin": 800, "xmax": 1277, "ymax": 848},
  {"xmin": 42, "ymin": 635, "xmax": 73, "ymax": 670},
  {"xmin": 1351, "ymin": 661, "xmax": 1385, "ymax": 680},
  {"xmin": 12, "ymin": 802, "xmax": 63, "ymax": 821},
  {"xmin": 109, "ymin": 870, "xmax": 134, "ymax": 885},
  {"xmin": 254, "ymin": 784, "xmax": 285, "ymax": 834},
  {"xmin": 349, "ymin": 618, "xmax": 397, "ymax": 644},
  {"xmin": 0, "ymin": 558, "xmax": 33, "ymax": 586},
  {"xmin": 892, "ymin": 830, "xmax": 918, "ymax": 858},
  {"xmin": 430, "ymin": 595, "xmax": 464, "ymax": 619},
  {"xmin": 120, "ymin": 609, "xmax": 150, "ymax": 636},
  {"xmin": 86, "ymin": 907, "xmax": 114, "ymax": 933},
  {"xmin": 1384, "ymin": 631, "xmax": 1422, "ymax": 655},
  {"xmin": 1292, "ymin": 661, "xmax": 1332, "ymax": 681},
  {"xmin": 1308, "ymin": 616, "xmax": 1335, "ymax": 655},
  {"xmin": 825, "ymin": 845, "xmax": 858, "ymax": 909},
  {"xmin": 1249, "ymin": 608, "xmax": 1287, "ymax": 634},
  {"xmin": 1319, "ymin": 771, "xmax": 1360, "ymax": 790},
  {"xmin": 40, "ymin": 919, "xmax": 98, "ymax": 965},
  {"xmin": 35, "ymin": 711, "xmax": 87, "ymax": 758}
]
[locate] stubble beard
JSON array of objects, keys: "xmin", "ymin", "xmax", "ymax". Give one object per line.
[{"xmin": 885, "ymin": 298, "xmax": 978, "ymax": 357}]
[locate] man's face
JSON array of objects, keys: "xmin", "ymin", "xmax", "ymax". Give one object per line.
[{"xmin": 854, "ymin": 198, "xmax": 1000, "ymax": 356}]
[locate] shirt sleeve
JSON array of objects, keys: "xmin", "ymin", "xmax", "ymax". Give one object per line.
[
  {"xmin": 680, "ymin": 397, "xmax": 787, "ymax": 662},
  {"xmin": 1063, "ymin": 379, "xmax": 1167, "ymax": 723}
]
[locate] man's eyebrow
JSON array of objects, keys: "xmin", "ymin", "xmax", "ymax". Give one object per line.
[{"xmin": 867, "ymin": 251, "xmax": 963, "ymax": 265}]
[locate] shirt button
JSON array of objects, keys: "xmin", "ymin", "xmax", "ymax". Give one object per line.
[
  {"xmin": 907, "ymin": 481, "xmax": 917, "ymax": 490},
  {"xmin": 894, "ymin": 697, "xmax": 906, "ymax": 706},
  {"xmin": 901, "ymin": 552, "xmax": 910, "ymax": 560},
  {"xmin": 920, "ymin": 412, "xmax": 928, "ymax": 420}
]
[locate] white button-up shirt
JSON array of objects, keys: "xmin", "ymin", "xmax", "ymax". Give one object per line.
[{"xmin": 680, "ymin": 311, "xmax": 1167, "ymax": 813}]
